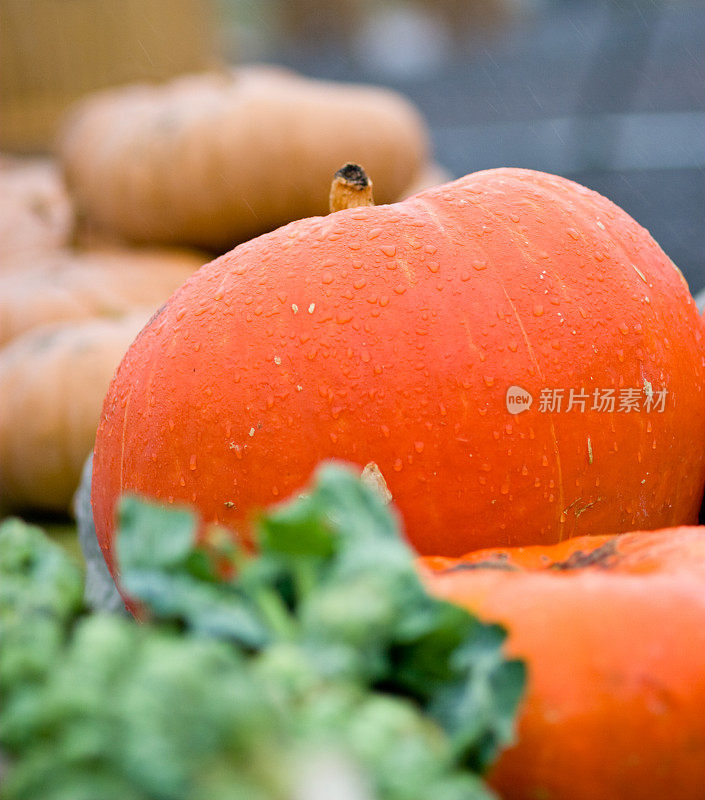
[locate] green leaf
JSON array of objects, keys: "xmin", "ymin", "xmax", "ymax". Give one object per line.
[
  {"xmin": 0, "ymin": 518, "xmax": 84, "ymax": 624},
  {"xmin": 430, "ymin": 623, "xmax": 527, "ymax": 772},
  {"xmin": 257, "ymin": 493, "xmax": 336, "ymax": 558},
  {"xmin": 115, "ymin": 497, "xmax": 273, "ymax": 646},
  {"xmin": 385, "ymin": 598, "xmax": 477, "ymax": 700},
  {"xmin": 116, "ymin": 495, "xmax": 197, "ymax": 572},
  {"xmin": 309, "ymin": 461, "xmax": 401, "ymax": 545},
  {"xmin": 120, "ymin": 570, "xmax": 271, "ymax": 648}
]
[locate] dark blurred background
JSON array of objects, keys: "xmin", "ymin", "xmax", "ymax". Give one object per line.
[{"xmin": 3, "ymin": 0, "xmax": 703, "ymax": 291}]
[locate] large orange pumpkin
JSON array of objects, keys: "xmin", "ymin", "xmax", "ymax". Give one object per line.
[
  {"xmin": 92, "ymin": 168, "xmax": 705, "ymax": 571},
  {"xmin": 421, "ymin": 527, "xmax": 705, "ymax": 800}
]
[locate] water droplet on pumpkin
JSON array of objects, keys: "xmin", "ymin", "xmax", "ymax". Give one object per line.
[{"xmin": 533, "ymin": 305, "xmax": 544, "ymax": 317}]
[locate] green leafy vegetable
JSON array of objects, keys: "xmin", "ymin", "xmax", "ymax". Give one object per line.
[
  {"xmin": 0, "ymin": 461, "xmax": 525, "ymax": 800},
  {"xmin": 0, "ymin": 518, "xmax": 84, "ymax": 696}
]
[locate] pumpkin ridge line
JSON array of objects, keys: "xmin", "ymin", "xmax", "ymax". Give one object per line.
[
  {"xmin": 464, "ymin": 195, "xmax": 568, "ymax": 540},
  {"xmin": 497, "ymin": 284, "xmax": 567, "ymax": 540},
  {"xmin": 469, "ymin": 187, "xmax": 572, "ymax": 539},
  {"xmin": 413, "ymin": 197, "xmax": 455, "ymax": 247},
  {"xmin": 118, "ymin": 380, "xmax": 133, "ymax": 534}
]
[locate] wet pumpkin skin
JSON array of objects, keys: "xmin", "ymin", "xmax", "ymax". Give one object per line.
[
  {"xmin": 421, "ymin": 527, "xmax": 705, "ymax": 800},
  {"xmin": 92, "ymin": 168, "xmax": 705, "ymax": 572}
]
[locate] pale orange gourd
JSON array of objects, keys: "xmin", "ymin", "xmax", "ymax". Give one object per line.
[
  {"xmin": 59, "ymin": 68, "xmax": 429, "ymax": 251},
  {"xmin": 0, "ymin": 155, "xmax": 73, "ymax": 260},
  {"xmin": 0, "ymin": 314, "xmax": 150, "ymax": 513},
  {"xmin": 0, "ymin": 248, "xmax": 204, "ymax": 345}
]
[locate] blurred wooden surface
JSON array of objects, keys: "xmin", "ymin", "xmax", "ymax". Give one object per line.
[{"xmin": 0, "ymin": 0, "xmax": 219, "ymax": 153}]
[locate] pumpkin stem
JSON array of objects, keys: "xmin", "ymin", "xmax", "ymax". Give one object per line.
[{"xmin": 329, "ymin": 163, "xmax": 375, "ymax": 213}]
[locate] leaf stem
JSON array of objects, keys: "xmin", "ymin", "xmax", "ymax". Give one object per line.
[
  {"xmin": 292, "ymin": 558, "xmax": 318, "ymax": 608},
  {"xmin": 253, "ymin": 587, "xmax": 297, "ymax": 641}
]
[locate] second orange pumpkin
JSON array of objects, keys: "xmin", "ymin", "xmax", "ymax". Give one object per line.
[{"xmin": 422, "ymin": 527, "xmax": 705, "ymax": 800}]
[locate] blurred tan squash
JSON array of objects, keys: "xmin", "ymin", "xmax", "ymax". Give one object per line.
[
  {"xmin": 0, "ymin": 313, "xmax": 150, "ymax": 513},
  {"xmin": 59, "ymin": 67, "xmax": 429, "ymax": 252},
  {"xmin": 0, "ymin": 247, "xmax": 205, "ymax": 345},
  {"xmin": 0, "ymin": 155, "xmax": 74, "ymax": 260}
]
